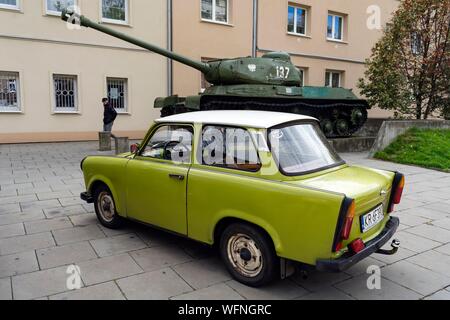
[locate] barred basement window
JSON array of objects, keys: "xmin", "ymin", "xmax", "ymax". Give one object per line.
[
  {"xmin": 107, "ymin": 78, "xmax": 127, "ymax": 112},
  {"xmin": 0, "ymin": 71, "xmax": 20, "ymax": 112},
  {"xmin": 53, "ymin": 74, "xmax": 78, "ymax": 112}
]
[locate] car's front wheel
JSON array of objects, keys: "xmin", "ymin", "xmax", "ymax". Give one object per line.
[
  {"xmin": 93, "ymin": 184, "xmax": 123, "ymax": 229},
  {"xmin": 220, "ymin": 223, "xmax": 279, "ymax": 287}
]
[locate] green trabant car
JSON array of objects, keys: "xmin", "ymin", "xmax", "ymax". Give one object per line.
[{"xmin": 80, "ymin": 111, "xmax": 404, "ymax": 287}]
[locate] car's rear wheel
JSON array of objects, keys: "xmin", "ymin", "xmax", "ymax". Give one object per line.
[
  {"xmin": 93, "ymin": 184, "xmax": 123, "ymax": 229},
  {"xmin": 220, "ymin": 223, "xmax": 279, "ymax": 287}
]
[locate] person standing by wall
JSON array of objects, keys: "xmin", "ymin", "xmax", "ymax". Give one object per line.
[{"xmin": 102, "ymin": 98, "xmax": 117, "ymax": 133}]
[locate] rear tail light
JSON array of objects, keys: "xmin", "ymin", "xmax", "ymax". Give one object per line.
[
  {"xmin": 388, "ymin": 173, "xmax": 405, "ymax": 213},
  {"xmin": 341, "ymin": 200, "xmax": 356, "ymax": 240},
  {"xmin": 332, "ymin": 198, "xmax": 356, "ymax": 252},
  {"xmin": 349, "ymin": 238, "xmax": 365, "ymax": 253},
  {"xmin": 393, "ymin": 175, "xmax": 405, "ymax": 204}
]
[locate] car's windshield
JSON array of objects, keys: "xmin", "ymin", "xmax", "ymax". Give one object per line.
[{"xmin": 268, "ymin": 123, "xmax": 343, "ymax": 175}]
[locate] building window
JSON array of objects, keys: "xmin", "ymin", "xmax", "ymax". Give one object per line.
[
  {"xmin": 298, "ymin": 68, "xmax": 305, "ymax": 87},
  {"xmin": 46, "ymin": 0, "xmax": 75, "ymax": 15},
  {"xmin": 325, "ymin": 71, "xmax": 341, "ymax": 88},
  {"xmin": 0, "ymin": 71, "xmax": 20, "ymax": 112},
  {"xmin": 287, "ymin": 5, "xmax": 307, "ymax": 35},
  {"xmin": 53, "ymin": 74, "xmax": 78, "ymax": 112},
  {"xmin": 411, "ymin": 32, "xmax": 422, "ymax": 55},
  {"xmin": 102, "ymin": 0, "xmax": 128, "ymax": 24},
  {"xmin": 0, "ymin": 0, "xmax": 19, "ymax": 10},
  {"xmin": 327, "ymin": 14, "xmax": 344, "ymax": 41},
  {"xmin": 107, "ymin": 77, "xmax": 128, "ymax": 112},
  {"xmin": 201, "ymin": 0, "xmax": 228, "ymax": 24},
  {"xmin": 201, "ymin": 126, "xmax": 261, "ymax": 172}
]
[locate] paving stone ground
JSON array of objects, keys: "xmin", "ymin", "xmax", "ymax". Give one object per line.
[{"xmin": 0, "ymin": 142, "xmax": 449, "ymax": 300}]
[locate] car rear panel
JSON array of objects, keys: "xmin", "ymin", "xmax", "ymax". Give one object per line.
[{"xmin": 286, "ymin": 165, "xmax": 396, "ymax": 258}]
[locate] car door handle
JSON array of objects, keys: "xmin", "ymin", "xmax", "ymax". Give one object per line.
[{"xmin": 169, "ymin": 174, "xmax": 185, "ymax": 181}]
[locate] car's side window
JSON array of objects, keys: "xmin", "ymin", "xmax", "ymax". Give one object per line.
[
  {"xmin": 201, "ymin": 125, "xmax": 261, "ymax": 172},
  {"xmin": 141, "ymin": 125, "xmax": 193, "ymax": 163}
]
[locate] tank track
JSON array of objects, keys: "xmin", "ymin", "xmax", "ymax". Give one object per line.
[{"xmin": 161, "ymin": 99, "xmax": 368, "ymax": 138}]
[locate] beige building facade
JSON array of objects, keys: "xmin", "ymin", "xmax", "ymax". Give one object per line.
[
  {"xmin": 0, "ymin": 0, "xmax": 167, "ymax": 143},
  {"xmin": 1, "ymin": 0, "xmax": 400, "ymax": 144},
  {"xmin": 172, "ymin": 0, "xmax": 400, "ymax": 118}
]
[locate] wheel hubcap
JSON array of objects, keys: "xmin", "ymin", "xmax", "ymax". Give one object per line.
[
  {"xmin": 97, "ymin": 192, "xmax": 115, "ymax": 223},
  {"xmin": 227, "ymin": 233, "xmax": 263, "ymax": 278}
]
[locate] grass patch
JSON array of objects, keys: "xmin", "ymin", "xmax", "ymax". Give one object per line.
[{"xmin": 375, "ymin": 128, "xmax": 450, "ymax": 172}]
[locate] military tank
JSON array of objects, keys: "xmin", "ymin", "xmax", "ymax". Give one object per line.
[{"xmin": 62, "ymin": 9, "xmax": 369, "ymax": 137}]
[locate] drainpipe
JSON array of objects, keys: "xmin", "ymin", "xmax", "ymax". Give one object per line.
[
  {"xmin": 252, "ymin": 0, "xmax": 258, "ymax": 57},
  {"xmin": 167, "ymin": 0, "xmax": 173, "ymax": 96}
]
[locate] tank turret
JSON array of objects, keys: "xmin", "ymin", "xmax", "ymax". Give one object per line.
[{"xmin": 61, "ymin": 8, "xmax": 369, "ymax": 137}]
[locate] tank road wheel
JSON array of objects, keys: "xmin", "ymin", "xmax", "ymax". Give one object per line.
[
  {"xmin": 351, "ymin": 108, "xmax": 365, "ymax": 126},
  {"xmin": 321, "ymin": 119, "xmax": 334, "ymax": 137},
  {"xmin": 93, "ymin": 185, "xmax": 123, "ymax": 229},
  {"xmin": 220, "ymin": 223, "xmax": 279, "ymax": 287},
  {"xmin": 335, "ymin": 119, "xmax": 351, "ymax": 137}
]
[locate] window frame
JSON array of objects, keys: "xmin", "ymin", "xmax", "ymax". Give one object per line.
[
  {"xmin": 138, "ymin": 124, "xmax": 195, "ymax": 164},
  {"xmin": 267, "ymin": 120, "xmax": 345, "ymax": 177},
  {"xmin": 297, "ymin": 67, "xmax": 306, "ymax": 87},
  {"xmin": 198, "ymin": 124, "xmax": 262, "ymax": 173},
  {"xmin": 0, "ymin": 70, "xmax": 22, "ymax": 113},
  {"xmin": 327, "ymin": 13, "xmax": 344, "ymax": 41},
  {"xmin": 201, "ymin": 0, "xmax": 230, "ymax": 25},
  {"xmin": 106, "ymin": 77, "xmax": 128, "ymax": 114},
  {"xmin": 287, "ymin": 5, "xmax": 307, "ymax": 36},
  {"xmin": 100, "ymin": 0, "xmax": 129, "ymax": 25},
  {"xmin": 45, "ymin": 0, "xmax": 77, "ymax": 16},
  {"xmin": 51, "ymin": 73, "xmax": 79, "ymax": 113},
  {"xmin": 325, "ymin": 71, "xmax": 341, "ymax": 88},
  {"xmin": 0, "ymin": 0, "xmax": 20, "ymax": 11}
]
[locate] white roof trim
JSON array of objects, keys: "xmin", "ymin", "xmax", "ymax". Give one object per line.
[{"xmin": 155, "ymin": 110, "xmax": 317, "ymax": 129}]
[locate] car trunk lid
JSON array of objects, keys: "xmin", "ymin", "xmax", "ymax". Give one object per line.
[{"xmin": 286, "ymin": 165, "xmax": 395, "ymax": 249}]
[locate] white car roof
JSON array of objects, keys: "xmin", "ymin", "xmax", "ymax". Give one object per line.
[{"xmin": 155, "ymin": 110, "xmax": 317, "ymax": 129}]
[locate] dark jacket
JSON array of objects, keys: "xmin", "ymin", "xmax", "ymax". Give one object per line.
[{"xmin": 103, "ymin": 103, "xmax": 118, "ymax": 125}]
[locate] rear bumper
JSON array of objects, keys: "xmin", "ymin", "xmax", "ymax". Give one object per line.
[
  {"xmin": 80, "ymin": 192, "xmax": 94, "ymax": 204},
  {"xmin": 316, "ymin": 217, "xmax": 400, "ymax": 272}
]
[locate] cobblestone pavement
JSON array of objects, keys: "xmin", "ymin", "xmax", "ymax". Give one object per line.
[{"xmin": 0, "ymin": 142, "xmax": 449, "ymax": 300}]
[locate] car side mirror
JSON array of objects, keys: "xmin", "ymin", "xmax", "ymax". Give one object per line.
[{"xmin": 130, "ymin": 144, "xmax": 140, "ymax": 154}]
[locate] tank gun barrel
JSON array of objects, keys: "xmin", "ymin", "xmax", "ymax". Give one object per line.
[{"xmin": 61, "ymin": 8, "xmax": 211, "ymax": 74}]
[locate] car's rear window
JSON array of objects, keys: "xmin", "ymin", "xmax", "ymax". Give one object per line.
[{"xmin": 268, "ymin": 123, "xmax": 343, "ymax": 175}]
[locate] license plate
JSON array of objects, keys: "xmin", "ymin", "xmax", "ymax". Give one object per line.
[{"xmin": 360, "ymin": 205, "xmax": 384, "ymax": 233}]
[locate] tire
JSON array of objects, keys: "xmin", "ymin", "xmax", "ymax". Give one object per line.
[
  {"xmin": 93, "ymin": 184, "xmax": 123, "ymax": 229},
  {"xmin": 219, "ymin": 222, "xmax": 279, "ymax": 287}
]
